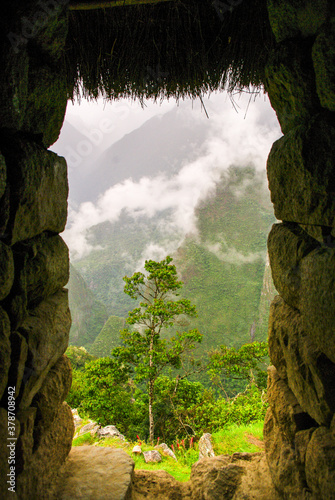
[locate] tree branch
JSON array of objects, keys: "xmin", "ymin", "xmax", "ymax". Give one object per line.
[{"xmin": 69, "ymin": 0, "xmax": 175, "ymax": 11}]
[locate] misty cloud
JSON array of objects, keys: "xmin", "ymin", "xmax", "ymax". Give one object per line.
[
  {"xmin": 62, "ymin": 92, "xmax": 281, "ymax": 260},
  {"xmin": 205, "ymin": 241, "xmax": 266, "ymax": 265}
]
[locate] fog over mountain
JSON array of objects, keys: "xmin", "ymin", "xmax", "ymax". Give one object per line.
[{"xmin": 52, "ymin": 92, "xmax": 281, "ymax": 260}]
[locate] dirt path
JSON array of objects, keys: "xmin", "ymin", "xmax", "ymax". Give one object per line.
[{"xmin": 245, "ymin": 433, "xmax": 265, "ymax": 449}]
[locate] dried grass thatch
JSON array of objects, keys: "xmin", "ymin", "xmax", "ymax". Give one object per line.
[{"xmin": 65, "ymin": 0, "xmax": 274, "ymax": 101}]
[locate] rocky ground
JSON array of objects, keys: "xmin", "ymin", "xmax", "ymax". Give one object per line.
[{"xmin": 55, "ymin": 446, "xmax": 280, "ymax": 500}]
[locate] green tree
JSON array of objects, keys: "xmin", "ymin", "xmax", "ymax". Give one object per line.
[
  {"xmin": 112, "ymin": 256, "xmax": 202, "ymax": 442},
  {"xmin": 65, "ymin": 345, "xmax": 96, "ymax": 371},
  {"xmin": 66, "ymin": 357, "xmax": 144, "ymax": 434},
  {"xmin": 208, "ymin": 341, "xmax": 269, "ymax": 393}
]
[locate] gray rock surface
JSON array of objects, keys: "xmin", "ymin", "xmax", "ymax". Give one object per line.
[
  {"xmin": 71, "ymin": 409, "xmax": 83, "ymax": 430},
  {"xmin": 267, "ymin": 0, "xmax": 328, "ymax": 42},
  {"xmin": 155, "ymin": 443, "xmax": 177, "ymax": 461},
  {"xmin": 313, "ymin": 21, "xmax": 335, "ymax": 112},
  {"xmin": 18, "ymin": 290, "xmax": 71, "ymax": 409},
  {"xmin": 143, "ymin": 450, "xmax": 162, "ymax": 463},
  {"xmin": 58, "ymin": 446, "xmax": 134, "ymax": 500},
  {"xmin": 132, "ymin": 452, "xmax": 279, "ymax": 499},
  {"xmin": 16, "ymin": 402, "xmax": 74, "ymax": 499},
  {"xmin": 6, "ymin": 141, "xmax": 68, "ymax": 245},
  {"xmin": 75, "ymin": 421, "xmax": 100, "ymax": 438},
  {"xmin": 263, "ymin": 408, "xmax": 307, "ymax": 498},
  {"xmin": 198, "ymin": 433, "xmax": 215, "ymax": 459},
  {"xmin": 267, "ymin": 116, "xmax": 335, "ymax": 226},
  {"xmin": 97, "ymin": 424, "xmax": 125, "ymax": 441},
  {"xmin": 265, "ymin": 41, "xmax": 319, "ymax": 133},
  {"xmin": 32, "ymin": 356, "xmax": 73, "ymax": 441},
  {"xmin": 306, "ymin": 426, "xmax": 335, "ymax": 498},
  {"xmin": 0, "ymin": 241, "xmax": 14, "ymax": 301},
  {"xmin": 269, "ymin": 296, "xmax": 335, "ymax": 426},
  {"xmin": 267, "ymin": 365, "xmax": 316, "ymax": 441}
]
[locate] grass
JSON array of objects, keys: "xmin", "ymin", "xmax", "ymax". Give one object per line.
[
  {"xmin": 72, "ymin": 421, "xmax": 264, "ymax": 481},
  {"xmin": 212, "ymin": 421, "xmax": 264, "ymax": 455}
]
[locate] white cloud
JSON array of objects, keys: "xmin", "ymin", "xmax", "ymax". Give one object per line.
[
  {"xmin": 63, "ymin": 92, "xmax": 281, "ymax": 260},
  {"xmin": 205, "ymin": 241, "xmax": 266, "ymax": 265}
]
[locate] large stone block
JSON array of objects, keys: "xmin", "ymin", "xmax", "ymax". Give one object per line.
[
  {"xmin": 305, "ymin": 426, "xmax": 335, "ymax": 498},
  {"xmin": 22, "ymin": 233, "xmax": 69, "ymax": 307},
  {"xmin": 16, "ymin": 402, "xmax": 74, "ymax": 500},
  {"xmin": 0, "ymin": 2, "xmax": 69, "ymax": 146},
  {"xmin": 263, "ymin": 408, "xmax": 307, "ymax": 497},
  {"xmin": 32, "ymin": 355, "xmax": 72, "ymax": 447},
  {"xmin": 27, "ymin": 2, "xmax": 69, "ymax": 62},
  {"xmin": 267, "ymin": 115, "xmax": 335, "ymax": 226},
  {"xmin": 268, "ymin": 224, "xmax": 335, "ymax": 364},
  {"xmin": 0, "ymin": 307, "xmax": 11, "ymax": 401},
  {"xmin": 4, "ymin": 234, "xmax": 69, "ymax": 329},
  {"xmin": 295, "ymin": 428, "xmax": 316, "ymax": 471},
  {"xmin": 265, "ymin": 41, "xmax": 321, "ymax": 134},
  {"xmin": 268, "ymin": 223, "xmax": 319, "ymax": 309},
  {"xmin": 5, "ymin": 141, "xmax": 68, "ymax": 244},
  {"xmin": 190, "ymin": 456, "xmax": 244, "ymax": 499},
  {"xmin": 0, "ymin": 242, "xmax": 14, "ymax": 301},
  {"xmin": 269, "ymin": 296, "xmax": 335, "ymax": 426},
  {"xmin": 132, "ymin": 470, "xmax": 185, "ymax": 499},
  {"xmin": 24, "ymin": 62, "xmax": 68, "ymax": 147},
  {"xmin": 313, "ymin": 19, "xmax": 335, "ymax": 112},
  {"xmin": 57, "ymin": 445, "xmax": 133, "ymax": 500},
  {"xmin": 267, "ymin": 0, "xmax": 328, "ymax": 42},
  {"xmin": 0, "ymin": 46, "xmax": 29, "ymax": 131},
  {"xmin": 299, "ymin": 247, "xmax": 335, "ymax": 363},
  {"xmin": 16, "ymin": 289, "xmax": 71, "ymax": 409},
  {"xmin": 8, "ymin": 331, "xmax": 28, "ymax": 400},
  {"xmin": 16, "ymin": 408, "xmax": 37, "ymax": 476},
  {"xmin": 267, "ymin": 365, "xmax": 316, "ymax": 441}
]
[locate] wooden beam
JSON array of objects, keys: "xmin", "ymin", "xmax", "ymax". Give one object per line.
[{"xmin": 69, "ymin": 0, "xmax": 176, "ymax": 10}]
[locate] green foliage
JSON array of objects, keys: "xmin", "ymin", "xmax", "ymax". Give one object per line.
[
  {"xmin": 66, "ymin": 368, "xmax": 85, "ymax": 409},
  {"xmin": 66, "ymin": 357, "xmax": 144, "ymax": 435},
  {"xmin": 193, "ymin": 384, "xmax": 268, "ymax": 432},
  {"xmin": 208, "ymin": 341, "xmax": 269, "ymax": 390},
  {"xmin": 72, "ymin": 432, "xmax": 96, "ymax": 447},
  {"xmin": 65, "ymin": 345, "xmax": 96, "ymax": 370},
  {"xmin": 153, "ymin": 376, "xmax": 211, "ymax": 442}
]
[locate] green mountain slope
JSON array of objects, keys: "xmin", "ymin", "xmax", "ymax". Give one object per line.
[
  {"xmin": 90, "ymin": 315, "xmax": 126, "ymax": 357},
  {"xmin": 68, "ymin": 165, "xmax": 276, "ymax": 354},
  {"xmin": 175, "ymin": 166, "xmax": 276, "ymax": 350},
  {"xmin": 67, "ymin": 264, "xmax": 108, "ymax": 346}
]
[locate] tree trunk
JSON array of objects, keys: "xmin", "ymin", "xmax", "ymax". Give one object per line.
[
  {"xmin": 69, "ymin": 0, "xmax": 175, "ymax": 11},
  {"xmin": 148, "ymin": 379, "xmax": 154, "ymax": 444}
]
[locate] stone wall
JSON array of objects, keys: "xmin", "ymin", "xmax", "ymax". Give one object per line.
[
  {"xmin": 0, "ymin": 2, "xmax": 73, "ymax": 498},
  {"xmin": 264, "ymin": 1, "xmax": 335, "ymax": 498}
]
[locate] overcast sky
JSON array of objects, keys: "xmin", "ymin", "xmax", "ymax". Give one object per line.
[{"xmin": 59, "ymin": 91, "xmax": 281, "ymax": 260}]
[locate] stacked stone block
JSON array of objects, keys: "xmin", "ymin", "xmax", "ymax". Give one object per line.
[
  {"xmin": 0, "ymin": 2, "xmax": 73, "ymax": 498},
  {"xmin": 265, "ymin": 1, "xmax": 335, "ymax": 497}
]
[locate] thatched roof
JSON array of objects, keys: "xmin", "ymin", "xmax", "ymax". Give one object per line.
[{"xmin": 65, "ymin": 0, "xmax": 274, "ymax": 101}]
